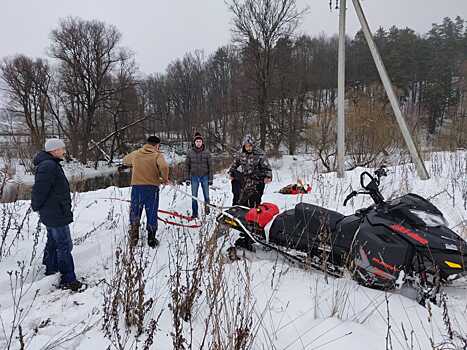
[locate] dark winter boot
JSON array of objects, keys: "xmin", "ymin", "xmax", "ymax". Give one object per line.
[
  {"xmin": 60, "ymin": 280, "xmax": 85, "ymax": 292},
  {"xmin": 227, "ymin": 246, "xmax": 241, "ymax": 261},
  {"xmin": 234, "ymin": 235, "xmax": 256, "ymax": 252},
  {"xmin": 147, "ymin": 229, "xmax": 159, "ymax": 248},
  {"xmin": 128, "ymin": 224, "xmax": 140, "ymax": 247}
]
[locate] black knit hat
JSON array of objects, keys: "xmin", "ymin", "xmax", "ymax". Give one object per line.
[
  {"xmin": 147, "ymin": 136, "xmax": 161, "ymax": 145},
  {"xmin": 193, "ymin": 132, "xmax": 203, "ymax": 142}
]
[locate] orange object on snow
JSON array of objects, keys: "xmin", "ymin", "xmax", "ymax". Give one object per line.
[{"xmin": 279, "ymin": 183, "xmax": 312, "ymax": 195}]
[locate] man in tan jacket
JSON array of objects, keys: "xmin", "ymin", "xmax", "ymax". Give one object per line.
[{"xmin": 123, "ymin": 136, "xmax": 169, "ymax": 247}]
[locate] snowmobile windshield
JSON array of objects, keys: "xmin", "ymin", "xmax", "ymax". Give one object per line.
[{"xmin": 408, "ymin": 209, "xmax": 448, "ymax": 227}]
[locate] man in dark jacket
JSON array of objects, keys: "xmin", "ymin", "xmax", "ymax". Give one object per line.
[
  {"xmin": 185, "ymin": 132, "xmax": 212, "ymax": 218},
  {"xmin": 228, "ymin": 134, "xmax": 272, "ymax": 251},
  {"xmin": 31, "ymin": 139, "xmax": 82, "ymax": 291}
]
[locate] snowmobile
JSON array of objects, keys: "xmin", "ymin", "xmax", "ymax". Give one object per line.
[{"xmin": 216, "ymin": 167, "xmax": 467, "ymax": 304}]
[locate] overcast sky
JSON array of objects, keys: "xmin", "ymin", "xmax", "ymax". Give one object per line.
[{"xmin": 1, "ymin": 0, "xmax": 466, "ymax": 74}]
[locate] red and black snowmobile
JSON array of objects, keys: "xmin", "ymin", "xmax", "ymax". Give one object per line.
[{"xmin": 217, "ymin": 167, "xmax": 467, "ymax": 304}]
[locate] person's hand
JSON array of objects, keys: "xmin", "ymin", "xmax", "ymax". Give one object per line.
[
  {"xmin": 229, "ymin": 174, "xmax": 234, "ymax": 181},
  {"xmin": 117, "ymin": 164, "xmax": 129, "ymax": 172},
  {"xmin": 264, "ymin": 177, "xmax": 272, "ymax": 184}
]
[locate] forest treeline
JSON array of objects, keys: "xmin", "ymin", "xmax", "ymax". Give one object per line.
[{"xmin": 0, "ymin": 0, "xmax": 466, "ymax": 169}]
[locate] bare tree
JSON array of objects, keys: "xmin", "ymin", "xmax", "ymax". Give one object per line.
[
  {"xmin": 96, "ymin": 57, "xmax": 140, "ymax": 163},
  {"xmin": 205, "ymin": 46, "xmax": 241, "ymax": 149},
  {"xmin": 48, "ymin": 16, "xmax": 133, "ymax": 162},
  {"xmin": 140, "ymin": 74, "xmax": 172, "ymax": 139},
  {"xmin": 166, "ymin": 51, "xmax": 206, "ymax": 140},
  {"xmin": 228, "ymin": 0, "xmax": 308, "ymax": 149},
  {"xmin": 0, "ymin": 55, "xmax": 52, "ymax": 150}
]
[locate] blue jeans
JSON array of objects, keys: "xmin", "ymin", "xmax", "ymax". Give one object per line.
[
  {"xmin": 130, "ymin": 185, "xmax": 160, "ymax": 232},
  {"xmin": 44, "ymin": 225, "xmax": 77, "ymax": 284},
  {"xmin": 191, "ymin": 176, "xmax": 210, "ymax": 217}
]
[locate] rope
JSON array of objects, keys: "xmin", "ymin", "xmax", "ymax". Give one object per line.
[
  {"xmin": 166, "ymin": 184, "xmax": 227, "ymax": 212},
  {"xmin": 96, "ymin": 197, "xmax": 202, "ymax": 228},
  {"xmin": 158, "ymin": 216, "xmax": 202, "ymax": 229},
  {"xmin": 96, "ymin": 183, "xmax": 248, "ymax": 229}
]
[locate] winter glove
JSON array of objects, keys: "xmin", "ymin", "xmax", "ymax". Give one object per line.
[{"xmin": 117, "ymin": 164, "xmax": 130, "ymax": 172}]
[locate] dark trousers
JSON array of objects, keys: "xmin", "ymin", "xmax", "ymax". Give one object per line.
[
  {"xmin": 231, "ymin": 179, "xmax": 242, "ymax": 206},
  {"xmin": 236, "ymin": 181, "xmax": 265, "ymax": 245},
  {"xmin": 130, "ymin": 185, "xmax": 160, "ymax": 233},
  {"xmin": 44, "ymin": 225, "xmax": 77, "ymax": 284},
  {"xmin": 238, "ymin": 182, "xmax": 265, "ymax": 208},
  {"xmin": 191, "ymin": 175, "xmax": 210, "ymax": 217}
]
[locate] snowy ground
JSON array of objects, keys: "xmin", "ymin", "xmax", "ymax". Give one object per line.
[{"xmin": 0, "ymin": 151, "xmax": 466, "ymax": 349}]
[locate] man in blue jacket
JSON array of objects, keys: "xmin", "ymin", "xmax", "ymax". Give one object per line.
[{"xmin": 31, "ymin": 139, "xmax": 83, "ymax": 292}]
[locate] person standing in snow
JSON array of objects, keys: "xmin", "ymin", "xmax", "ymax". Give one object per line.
[
  {"xmin": 123, "ymin": 136, "xmax": 169, "ymax": 248},
  {"xmin": 184, "ymin": 132, "xmax": 213, "ymax": 219},
  {"xmin": 230, "ymin": 168, "xmax": 242, "ymax": 206},
  {"xmin": 31, "ymin": 139, "xmax": 83, "ymax": 292},
  {"xmin": 229, "ymin": 134, "xmax": 272, "ymax": 208},
  {"xmin": 228, "ymin": 135, "xmax": 272, "ymax": 250}
]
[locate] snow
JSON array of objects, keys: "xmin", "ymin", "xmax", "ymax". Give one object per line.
[{"xmin": 0, "ymin": 151, "xmax": 466, "ymax": 349}]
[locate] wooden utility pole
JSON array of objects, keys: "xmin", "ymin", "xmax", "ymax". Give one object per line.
[
  {"xmin": 335, "ymin": 0, "xmax": 429, "ymax": 180},
  {"xmin": 337, "ymin": 0, "xmax": 346, "ymax": 178}
]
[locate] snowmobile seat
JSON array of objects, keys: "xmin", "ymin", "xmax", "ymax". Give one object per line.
[
  {"xmin": 267, "ymin": 203, "xmax": 345, "ymax": 252},
  {"xmin": 294, "ymin": 203, "xmax": 344, "ymax": 235}
]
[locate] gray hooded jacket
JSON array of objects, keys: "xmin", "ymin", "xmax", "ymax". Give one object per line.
[{"xmin": 228, "ymin": 135, "xmax": 272, "ymax": 182}]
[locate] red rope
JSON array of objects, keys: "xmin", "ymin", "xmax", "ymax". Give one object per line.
[
  {"xmin": 157, "ymin": 209, "xmax": 202, "ymax": 228},
  {"xmin": 98, "ymin": 197, "xmax": 201, "ymax": 228},
  {"xmin": 157, "ymin": 217, "xmax": 202, "ymax": 228},
  {"xmin": 158, "ymin": 209, "xmax": 194, "ymax": 221}
]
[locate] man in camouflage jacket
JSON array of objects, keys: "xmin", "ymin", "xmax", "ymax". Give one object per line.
[
  {"xmin": 229, "ymin": 134, "xmax": 272, "ymax": 208},
  {"xmin": 228, "ymin": 134, "xmax": 272, "ymax": 251}
]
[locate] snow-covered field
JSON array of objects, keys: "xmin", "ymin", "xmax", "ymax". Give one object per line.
[{"xmin": 0, "ymin": 152, "xmax": 466, "ymax": 349}]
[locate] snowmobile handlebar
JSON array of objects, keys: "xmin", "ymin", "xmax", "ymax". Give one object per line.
[
  {"xmin": 344, "ymin": 191, "xmax": 358, "ymax": 206},
  {"xmin": 343, "ymin": 190, "xmax": 372, "ymax": 206},
  {"xmin": 360, "ymin": 170, "xmax": 386, "ymax": 205},
  {"xmin": 345, "ymin": 168, "xmax": 387, "ymax": 206},
  {"xmin": 360, "ymin": 166, "xmax": 387, "ymax": 189},
  {"xmin": 360, "ymin": 171, "xmax": 376, "ymax": 189}
]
